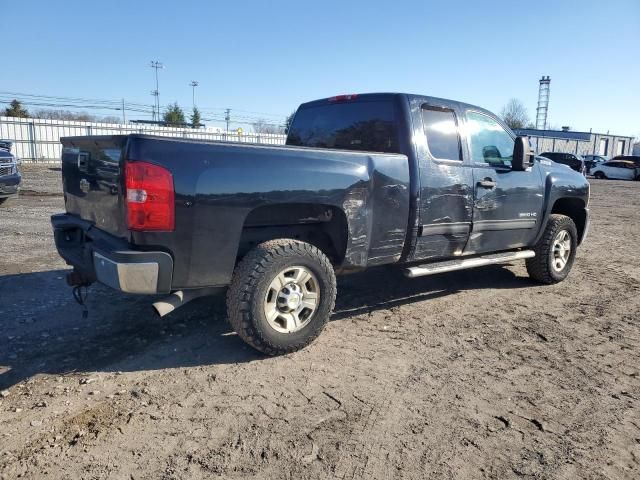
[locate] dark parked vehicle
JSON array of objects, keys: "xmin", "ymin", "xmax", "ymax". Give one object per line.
[
  {"xmin": 540, "ymin": 151, "xmax": 586, "ymax": 175},
  {"xmin": 582, "ymin": 154, "xmax": 608, "ymax": 174},
  {"xmin": 0, "ymin": 140, "xmax": 22, "ymax": 205},
  {"xmin": 52, "ymin": 93, "xmax": 590, "ymax": 354}
]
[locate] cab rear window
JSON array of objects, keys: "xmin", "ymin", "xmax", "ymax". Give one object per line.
[{"xmin": 286, "ymin": 101, "xmax": 399, "ymax": 153}]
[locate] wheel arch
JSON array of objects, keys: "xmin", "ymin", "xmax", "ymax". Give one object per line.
[
  {"xmin": 550, "ymin": 197, "xmax": 587, "ymax": 245},
  {"xmin": 237, "ymin": 202, "xmax": 349, "ymax": 266}
]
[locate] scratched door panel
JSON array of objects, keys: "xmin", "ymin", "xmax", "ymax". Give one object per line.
[{"xmin": 411, "ymin": 100, "xmax": 474, "ymax": 261}]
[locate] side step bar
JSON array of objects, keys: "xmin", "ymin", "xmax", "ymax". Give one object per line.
[{"xmin": 404, "ymin": 250, "xmax": 535, "ymax": 278}]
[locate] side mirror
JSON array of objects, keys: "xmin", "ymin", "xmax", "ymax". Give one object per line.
[{"xmin": 512, "ymin": 136, "xmax": 535, "ymax": 171}]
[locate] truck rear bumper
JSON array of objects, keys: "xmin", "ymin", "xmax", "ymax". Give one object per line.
[{"xmin": 51, "ymin": 213, "xmax": 173, "ymax": 294}]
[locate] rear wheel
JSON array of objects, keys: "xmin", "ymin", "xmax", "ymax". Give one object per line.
[
  {"xmin": 226, "ymin": 239, "xmax": 336, "ymax": 355},
  {"xmin": 593, "ymin": 171, "xmax": 605, "ymax": 179},
  {"xmin": 526, "ymin": 214, "xmax": 577, "ymax": 284}
]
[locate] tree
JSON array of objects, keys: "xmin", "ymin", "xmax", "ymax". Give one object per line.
[
  {"xmin": 500, "ymin": 99, "xmax": 530, "ymax": 129},
  {"xmin": 4, "ymin": 99, "xmax": 29, "ymax": 118},
  {"xmin": 163, "ymin": 102, "xmax": 186, "ymax": 126},
  {"xmin": 34, "ymin": 109, "xmax": 120, "ymax": 123},
  {"xmin": 252, "ymin": 118, "xmax": 284, "ymax": 134},
  {"xmin": 284, "ymin": 110, "xmax": 296, "ymax": 134},
  {"xmin": 190, "ymin": 107, "xmax": 201, "ymax": 128}
]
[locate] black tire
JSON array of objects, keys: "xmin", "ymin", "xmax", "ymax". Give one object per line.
[
  {"xmin": 526, "ymin": 214, "xmax": 578, "ymax": 284},
  {"xmin": 226, "ymin": 239, "xmax": 337, "ymax": 355},
  {"xmin": 593, "ymin": 171, "xmax": 605, "ymax": 179}
]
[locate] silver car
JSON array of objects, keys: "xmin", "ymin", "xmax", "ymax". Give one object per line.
[
  {"xmin": 591, "ymin": 160, "xmax": 640, "ymax": 181},
  {"xmin": 0, "ymin": 140, "xmax": 22, "ymax": 205}
]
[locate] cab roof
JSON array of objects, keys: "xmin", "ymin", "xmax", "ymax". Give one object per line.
[{"xmin": 298, "ymin": 92, "xmax": 494, "ymax": 116}]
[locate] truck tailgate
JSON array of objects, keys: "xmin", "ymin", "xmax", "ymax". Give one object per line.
[{"xmin": 60, "ymin": 136, "xmax": 128, "ymax": 238}]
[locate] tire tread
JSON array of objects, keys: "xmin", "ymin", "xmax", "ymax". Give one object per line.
[
  {"xmin": 526, "ymin": 214, "xmax": 577, "ymax": 284},
  {"xmin": 226, "ymin": 239, "xmax": 336, "ymax": 355}
]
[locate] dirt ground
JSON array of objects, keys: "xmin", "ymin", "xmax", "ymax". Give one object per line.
[{"xmin": 0, "ymin": 165, "xmax": 638, "ymax": 479}]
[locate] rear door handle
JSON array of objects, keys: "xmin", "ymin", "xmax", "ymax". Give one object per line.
[{"xmin": 477, "ymin": 178, "xmax": 496, "ymax": 189}]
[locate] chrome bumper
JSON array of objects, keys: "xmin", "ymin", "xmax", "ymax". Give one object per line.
[
  {"xmin": 52, "ymin": 213, "xmax": 174, "ymax": 294},
  {"xmin": 93, "ymin": 252, "xmax": 165, "ymax": 294}
]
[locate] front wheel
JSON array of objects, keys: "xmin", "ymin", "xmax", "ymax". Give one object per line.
[
  {"xmin": 593, "ymin": 171, "xmax": 605, "ymax": 179},
  {"xmin": 226, "ymin": 239, "xmax": 337, "ymax": 355},
  {"xmin": 526, "ymin": 214, "xmax": 578, "ymax": 284}
]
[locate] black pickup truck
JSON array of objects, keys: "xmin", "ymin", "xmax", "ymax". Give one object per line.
[{"xmin": 52, "ymin": 93, "xmax": 590, "ymax": 354}]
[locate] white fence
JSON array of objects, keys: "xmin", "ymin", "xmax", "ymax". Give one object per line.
[{"xmin": 0, "ymin": 116, "xmax": 287, "ymax": 162}]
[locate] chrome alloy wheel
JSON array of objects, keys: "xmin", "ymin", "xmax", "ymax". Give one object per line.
[
  {"xmin": 263, "ymin": 266, "xmax": 320, "ymax": 333},
  {"xmin": 551, "ymin": 229, "xmax": 571, "ymax": 273}
]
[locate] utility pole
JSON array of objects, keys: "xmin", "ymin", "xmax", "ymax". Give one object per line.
[
  {"xmin": 225, "ymin": 108, "xmax": 231, "ymax": 132},
  {"xmin": 121, "ymin": 98, "xmax": 126, "ymax": 124},
  {"xmin": 150, "ymin": 90, "xmax": 159, "ymax": 120},
  {"xmin": 190, "ymin": 81, "xmax": 199, "ymax": 109},
  {"xmin": 150, "ymin": 60, "xmax": 164, "ymax": 122}
]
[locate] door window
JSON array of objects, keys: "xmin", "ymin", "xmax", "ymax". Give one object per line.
[
  {"xmin": 421, "ymin": 107, "xmax": 462, "ymax": 161},
  {"xmin": 466, "ymin": 111, "xmax": 514, "ymax": 167}
]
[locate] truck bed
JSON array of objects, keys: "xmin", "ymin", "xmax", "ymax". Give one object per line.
[{"xmin": 59, "ymin": 134, "xmax": 411, "ymax": 289}]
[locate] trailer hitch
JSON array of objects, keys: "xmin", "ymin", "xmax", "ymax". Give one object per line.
[{"xmin": 66, "ymin": 270, "xmax": 91, "ymax": 319}]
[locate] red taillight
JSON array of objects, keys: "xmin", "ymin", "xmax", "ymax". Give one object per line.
[
  {"xmin": 125, "ymin": 161, "xmax": 175, "ymax": 231},
  {"xmin": 328, "ymin": 94, "xmax": 358, "ymax": 102}
]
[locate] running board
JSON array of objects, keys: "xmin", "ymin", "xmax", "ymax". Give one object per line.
[{"xmin": 404, "ymin": 250, "xmax": 535, "ymax": 278}]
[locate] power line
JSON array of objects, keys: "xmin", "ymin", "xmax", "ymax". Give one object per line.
[{"xmin": 0, "ymin": 91, "xmax": 287, "ymax": 127}]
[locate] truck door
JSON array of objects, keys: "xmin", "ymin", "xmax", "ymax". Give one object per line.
[
  {"xmin": 463, "ymin": 109, "xmax": 544, "ymax": 254},
  {"xmin": 412, "ymin": 102, "xmax": 474, "ymax": 260}
]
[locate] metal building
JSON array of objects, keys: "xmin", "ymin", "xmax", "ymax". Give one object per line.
[{"xmin": 513, "ymin": 127, "xmax": 634, "ymax": 157}]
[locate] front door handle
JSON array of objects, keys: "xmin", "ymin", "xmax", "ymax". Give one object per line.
[{"xmin": 477, "ymin": 178, "xmax": 496, "ymax": 189}]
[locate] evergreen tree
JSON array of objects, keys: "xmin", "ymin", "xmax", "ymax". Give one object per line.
[
  {"xmin": 163, "ymin": 102, "xmax": 186, "ymax": 126},
  {"xmin": 4, "ymin": 100, "xmax": 29, "ymax": 118},
  {"xmin": 190, "ymin": 107, "xmax": 201, "ymax": 128}
]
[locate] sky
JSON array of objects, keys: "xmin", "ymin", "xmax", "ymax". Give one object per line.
[{"xmin": 3, "ymin": 0, "xmax": 639, "ymax": 136}]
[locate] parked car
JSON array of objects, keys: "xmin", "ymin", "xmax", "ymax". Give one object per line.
[
  {"xmin": 591, "ymin": 160, "xmax": 640, "ymax": 180},
  {"xmin": 0, "ymin": 140, "xmax": 22, "ymax": 205},
  {"xmin": 540, "ymin": 152, "xmax": 586, "ymax": 175},
  {"xmin": 51, "ymin": 93, "xmax": 590, "ymax": 354},
  {"xmin": 582, "ymin": 154, "xmax": 608, "ymax": 174},
  {"xmin": 610, "ymin": 155, "xmax": 640, "ymax": 168}
]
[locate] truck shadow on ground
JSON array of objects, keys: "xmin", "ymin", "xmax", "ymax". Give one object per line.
[{"xmin": 0, "ymin": 264, "xmax": 536, "ymax": 389}]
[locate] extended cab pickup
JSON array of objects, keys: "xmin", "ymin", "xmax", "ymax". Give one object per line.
[{"xmin": 52, "ymin": 93, "xmax": 590, "ymax": 354}]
